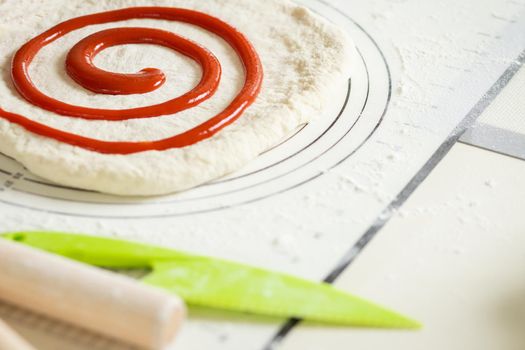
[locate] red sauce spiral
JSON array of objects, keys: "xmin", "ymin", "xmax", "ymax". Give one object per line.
[{"xmin": 0, "ymin": 7, "xmax": 263, "ymax": 154}]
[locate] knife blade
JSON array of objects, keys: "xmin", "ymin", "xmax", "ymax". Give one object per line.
[{"xmin": 1, "ymin": 231, "xmax": 420, "ymax": 329}]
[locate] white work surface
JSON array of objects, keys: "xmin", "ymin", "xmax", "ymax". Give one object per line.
[{"xmin": 0, "ymin": 0, "xmax": 524, "ymax": 349}]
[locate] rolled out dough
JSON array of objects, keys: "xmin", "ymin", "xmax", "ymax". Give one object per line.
[{"xmin": 0, "ymin": 0, "xmax": 355, "ymax": 195}]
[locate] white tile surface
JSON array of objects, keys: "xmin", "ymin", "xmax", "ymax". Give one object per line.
[{"xmin": 281, "ymin": 143, "xmax": 525, "ymax": 350}]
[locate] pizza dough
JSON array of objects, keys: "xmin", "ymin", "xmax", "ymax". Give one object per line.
[{"xmin": 0, "ymin": 0, "xmax": 356, "ymax": 195}]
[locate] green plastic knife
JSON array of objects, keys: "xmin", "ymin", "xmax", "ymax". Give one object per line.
[{"xmin": 1, "ymin": 231, "xmax": 420, "ymax": 329}]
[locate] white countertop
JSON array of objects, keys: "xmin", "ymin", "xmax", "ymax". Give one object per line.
[{"xmin": 281, "ymin": 142, "xmax": 525, "ymax": 350}]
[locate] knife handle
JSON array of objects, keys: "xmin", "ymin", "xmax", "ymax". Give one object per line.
[
  {"xmin": 0, "ymin": 317, "xmax": 36, "ymax": 350},
  {"xmin": 0, "ymin": 239, "xmax": 186, "ymax": 350}
]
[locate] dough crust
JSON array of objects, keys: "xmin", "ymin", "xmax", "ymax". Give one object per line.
[{"xmin": 0, "ymin": 0, "xmax": 355, "ymax": 195}]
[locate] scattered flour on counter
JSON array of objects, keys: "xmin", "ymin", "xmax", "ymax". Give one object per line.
[
  {"xmin": 272, "ymin": 234, "xmax": 298, "ymax": 257},
  {"xmin": 484, "ymin": 179, "xmax": 495, "ymax": 188}
]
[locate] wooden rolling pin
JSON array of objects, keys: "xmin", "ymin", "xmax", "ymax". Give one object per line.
[
  {"xmin": 0, "ymin": 317, "xmax": 36, "ymax": 350},
  {"xmin": 0, "ymin": 239, "xmax": 186, "ymax": 349}
]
